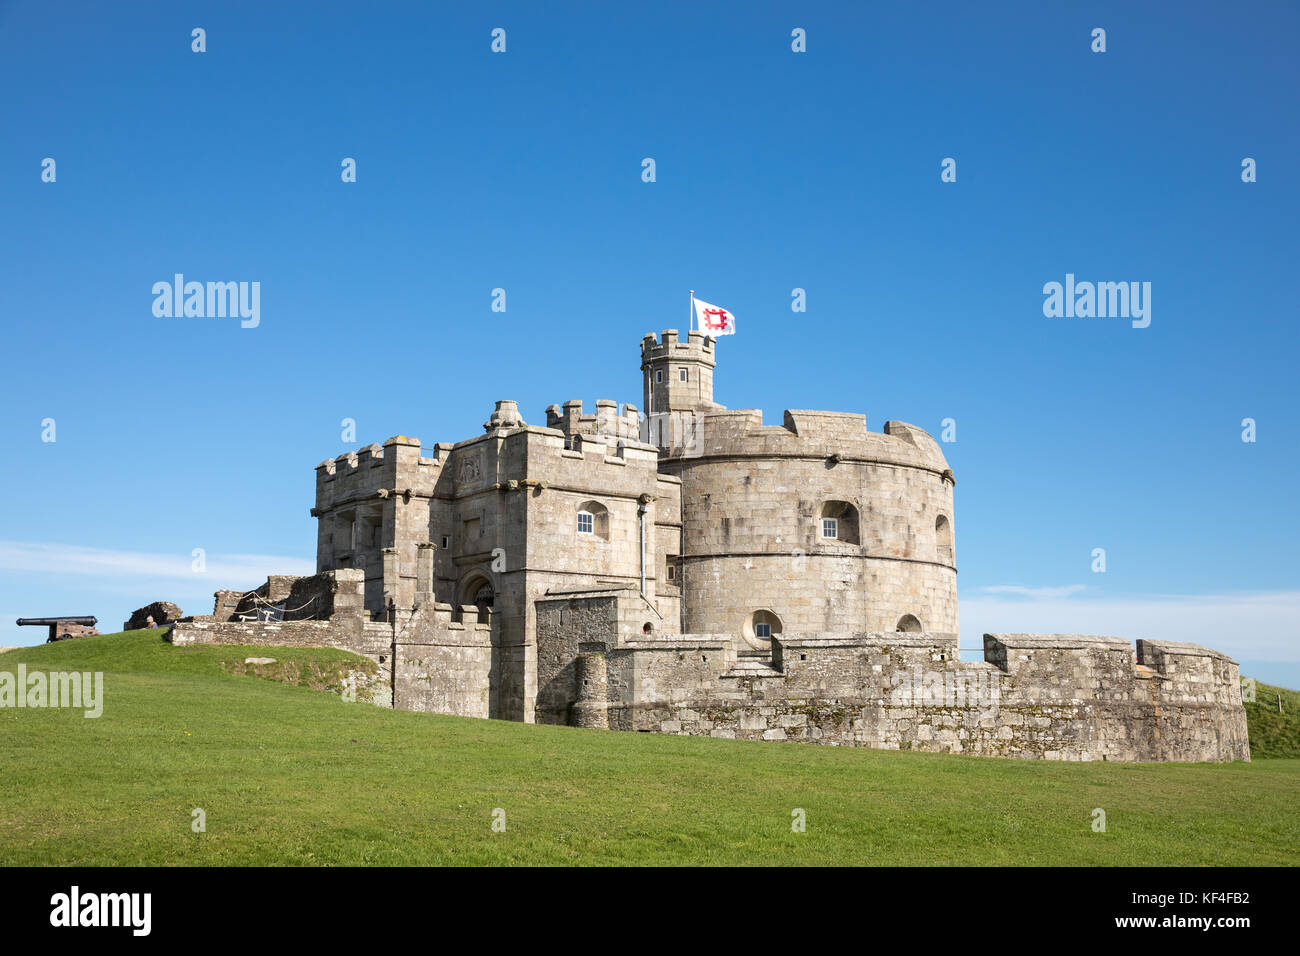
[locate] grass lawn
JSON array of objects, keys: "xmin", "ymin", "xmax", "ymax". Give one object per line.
[
  {"xmin": 1, "ymin": 631, "xmax": 1296, "ymax": 866},
  {"xmin": 1242, "ymin": 678, "xmax": 1300, "ymax": 758}
]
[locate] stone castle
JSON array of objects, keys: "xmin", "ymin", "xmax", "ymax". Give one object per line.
[{"xmin": 169, "ymin": 329, "xmax": 1250, "ymax": 762}]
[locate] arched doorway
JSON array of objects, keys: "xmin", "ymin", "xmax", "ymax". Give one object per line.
[
  {"xmin": 459, "ymin": 573, "xmax": 495, "ymax": 623},
  {"xmin": 455, "ymin": 570, "xmax": 508, "ymax": 719}
]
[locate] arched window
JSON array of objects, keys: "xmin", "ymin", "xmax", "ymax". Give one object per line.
[
  {"xmin": 936, "ymin": 514, "xmax": 953, "ymax": 562},
  {"xmin": 818, "ymin": 500, "xmax": 860, "ymax": 545},
  {"xmin": 576, "ymin": 500, "xmax": 610, "ymax": 540},
  {"xmin": 896, "ymin": 614, "xmax": 922, "ymax": 633},
  {"xmin": 744, "ymin": 609, "xmax": 783, "ymax": 650}
]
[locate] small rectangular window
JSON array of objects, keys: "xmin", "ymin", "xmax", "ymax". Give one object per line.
[
  {"xmin": 655, "ymin": 370, "xmax": 663, "ymax": 383},
  {"xmin": 678, "ymin": 368, "xmax": 689, "ymax": 382},
  {"xmin": 666, "ymin": 557, "xmax": 677, "ymax": 581},
  {"xmin": 577, "ymin": 512, "xmax": 594, "ymax": 534},
  {"xmin": 755, "ymin": 623, "xmax": 772, "ymax": 638},
  {"xmin": 822, "ymin": 518, "xmax": 838, "ymax": 539},
  {"xmin": 441, "ymin": 535, "xmax": 450, "ymax": 549}
]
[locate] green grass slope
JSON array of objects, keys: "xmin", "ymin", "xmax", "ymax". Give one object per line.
[
  {"xmin": 0, "ymin": 631, "xmax": 1296, "ymax": 866},
  {"xmin": 1242, "ymin": 678, "xmax": 1300, "ymax": 758}
]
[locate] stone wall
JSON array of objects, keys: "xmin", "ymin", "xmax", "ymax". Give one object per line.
[
  {"xmin": 281, "ymin": 569, "xmax": 366, "ymax": 621},
  {"xmin": 166, "ymin": 573, "xmax": 1248, "ymax": 761},
  {"xmin": 168, "ymin": 616, "xmax": 394, "ymax": 704},
  {"xmin": 535, "ymin": 585, "xmax": 679, "ymax": 725},
  {"xmin": 392, "ymin": 603, "xmax": 493, "ymax": 718},
  {"xmin": 534, "ymin": 591, "xmax": 1249, "ymax": 762},
  {"xmin": 1135, "ymin": 639, "xmax": 1250, "ymax": 762},
  {"xmin": 169, "ymin": 569, "xmax": 395, "ymax": 702},
  {"xmin": 171, "ymin": 568, "xmax": 511, "ymax": 720},
  {"xmin": 211, "ymin": 590, "xmax": 243, "ymax": 622}
]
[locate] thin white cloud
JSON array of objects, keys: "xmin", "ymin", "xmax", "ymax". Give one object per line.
[
  {"xmin": 0, "ymin": 540, "xmax": 313, "ymax": 584},
  {"xmin": 960, "ymin": 588, "xmax": 1300, "ymax": 662},
  {"xmin": 980, "ymin": 584, "xmax": 1090, "ymax": 599}
]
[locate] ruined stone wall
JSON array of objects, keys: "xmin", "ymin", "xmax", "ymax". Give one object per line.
[
  {"xmin": 123, "ymin": 602, "xmax": 182, "ymax": 631},
  {"xmin": 211, "ymin": 590, "xmax": 243, "ymax": 622},
  {"xmin": 279, "ymin": 569, "xmax": 366, "ymax": 622},
  {"xmin": 207, "ymin": 569, "xmax": 368, "ymax": 624}
]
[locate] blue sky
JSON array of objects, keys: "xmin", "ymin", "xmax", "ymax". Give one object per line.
[{"xmin": 1, "ymin": 2, "xmax": 1297, "ymax": 684}]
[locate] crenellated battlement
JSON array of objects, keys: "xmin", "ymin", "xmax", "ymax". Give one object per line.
[
  {"xmin": 544, "ymin": 399, "xmax": 642, "ymax": 445},
  {"xmin": 640, "ymin": 329, "xmax": 716, "ymax": 366},
  {"xmin": 313, "ymin": 436, "xmax": 437, "ymax": 513},
  {"xmin": 670, "ymin": 407, "xmax": 951, "ymax": 474},
  {"xmin": 316, "ymin": 436, "xmax": 433, "ymax": 477}
]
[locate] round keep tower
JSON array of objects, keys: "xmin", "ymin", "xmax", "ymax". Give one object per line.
[{"xmin": 641, "ymin": 330, "xmax": 957, "ymax": 644}]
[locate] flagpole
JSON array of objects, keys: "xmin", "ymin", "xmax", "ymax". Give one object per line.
[{"xmin": 689, "ymin": 290, "xmax": 695, "ymax": 333}]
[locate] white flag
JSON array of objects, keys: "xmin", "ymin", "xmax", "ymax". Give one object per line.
[{"xmin": 693, "ymin": 297, "xmax": 736, "ymax": 336}]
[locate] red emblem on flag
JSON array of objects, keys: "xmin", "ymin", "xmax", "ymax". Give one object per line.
[
  {"xmin": 691, "ymin": 296, "xmax": 736, "ymax": 336},
  {"xmin": 701, "ymin": 308, "xmax": 730, "ymax": 332}
]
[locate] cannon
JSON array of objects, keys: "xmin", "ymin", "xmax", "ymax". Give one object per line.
[{"xmin": 15, "ymin": 616, "xmax": 99, "ymax": 643}]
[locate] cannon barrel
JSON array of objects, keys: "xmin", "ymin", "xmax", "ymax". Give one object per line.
[{"xmin": 16, "ymin": 616, "xmax": 98, "ymax": 627}]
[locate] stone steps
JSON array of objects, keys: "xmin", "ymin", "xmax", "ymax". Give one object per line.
[{"xmin": 724, "ymin": 657, "xmax": 782, "ymax": 679}]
